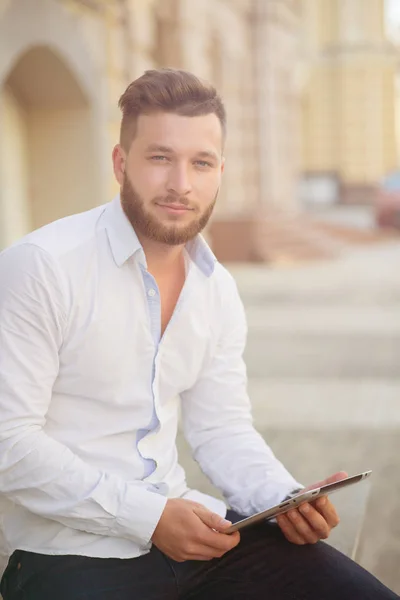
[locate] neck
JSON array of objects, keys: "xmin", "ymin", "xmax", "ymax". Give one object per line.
[{"xmin": 138, "ymin": 234, "xmax": 185, "ymax": 275}]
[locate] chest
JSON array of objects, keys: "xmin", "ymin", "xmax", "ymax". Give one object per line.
[
  {"xmin": 58, "ymin": 262, "xmax": 218, "ymax": 400},
  {"xmin": 156, "ymin": 270, "xmax": 186, "ymax": 337}
]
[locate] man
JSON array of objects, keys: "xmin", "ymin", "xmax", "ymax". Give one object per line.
[{"xmin": 0, "ymin": 68, "xmax": 397, "ymax": 599}]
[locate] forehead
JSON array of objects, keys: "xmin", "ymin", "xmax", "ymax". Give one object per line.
[{"xmin": 133, "ymin": 112, "xmax": 223, "ymax": 154}]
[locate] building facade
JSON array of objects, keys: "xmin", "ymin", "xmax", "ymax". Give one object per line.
[
  {"xmin": 0, "ymin": 0, "xmax": 304, "ymax": 261},
  {"xmin": 0, "ymin": 0, "xmax": 397, "ymax": 261},
  {"xmin": 300, "ymin": 0, "xmax": 398, "ymax": 206}
]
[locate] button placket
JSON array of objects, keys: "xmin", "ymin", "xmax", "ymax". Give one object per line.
[{"xmin": 137, "ymin": 269, "xmax": 163, "ymax": 479}]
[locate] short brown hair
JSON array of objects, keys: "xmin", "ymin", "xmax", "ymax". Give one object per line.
[{"xmin": 118, "ymin": 68, "xmax": 226, "ymax": 151}]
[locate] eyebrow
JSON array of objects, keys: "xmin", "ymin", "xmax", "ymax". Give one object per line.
[
  {"xmin": 145, "ymin": 144, "xmax": 219, "ymax": 162},
  {"xmin": 145, "ymin": 144, "xmax": 174, "ymax": 154},
  {"xmin": 196, "ymin": 150, "xmax": 219, "ymax": 162}
]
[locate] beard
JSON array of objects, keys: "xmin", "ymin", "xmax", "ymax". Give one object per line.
[{"xmin": 120, "ymin": 174, "xmax": 217, "ymax": 246}]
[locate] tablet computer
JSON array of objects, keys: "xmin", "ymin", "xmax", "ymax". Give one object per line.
[{"xmin": 225, "ymin": 470, "xmax": 372, "ymax": 534}]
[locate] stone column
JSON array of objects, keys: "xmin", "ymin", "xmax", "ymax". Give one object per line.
[
  {"xmin": 206, "ymin": 1, "xmax": 258, "ymax": 217},
  {"xmin": 336, "ymin": 0, "xmax": 397, "ymax": 202},
  {"xmin": 254, "ymin": 0, "xmax": 301, "ymax": 214},
  {"xmin": 300, "ymin": 0, "xmax": 397, "ymax": 204}
]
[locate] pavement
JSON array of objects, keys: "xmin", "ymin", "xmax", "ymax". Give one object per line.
[
  {"xmin": 180, "ymin": 239, "xmax": 400, "ymax": 594},
  {"xmin": 235, "ymin": 240, "xmax": 400, "ymax": 593}
]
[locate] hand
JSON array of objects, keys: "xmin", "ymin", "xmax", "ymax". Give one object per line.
[
  {"xmin": 276, "ymin": 471, "xmax": 347, "ymax": 545},
  {"xmin": 151, "ymin": 498, "xmax": 240, "ymax": 562}
]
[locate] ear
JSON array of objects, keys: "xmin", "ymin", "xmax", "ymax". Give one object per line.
[{"xmin": 112, "ymin": 144, "xmax": 126, "ymax": 186}]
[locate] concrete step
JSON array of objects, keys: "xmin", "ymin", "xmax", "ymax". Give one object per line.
[
  {"xmin": 210, "ymin": 213, "xmax": 347, "ymax": 263},
  {"xmin": 244, "ymin": 306, "xmax": 400, "ymax": 334},
  {"xmin": 244, "ymin": 332, "xmax": 399, "ymax": 379},
  {"xmin": 227, "ymin": 242, "xmax": 400, "ymax": 304},
  {"xmin": 0, "ymin": 557, "xmax": 5, "ymax": 586},
  {"xmin": 309, "ymin": 219, "xmax": 399, "ymax": 244},
  {"xmin": 257, "ymin": 215, "xmax": 346, "ymax": 263},
  {"xmin": 247, "ymin": 378, "xmax": 400, "ymax": 430}
]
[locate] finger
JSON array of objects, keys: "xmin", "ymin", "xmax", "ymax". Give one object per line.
[
  {"xmin": 202, "ymin": 529, "xmax": 240, "ymax": 553},
  {"xmin": 185, "ymin": 534, "xmax": 239, "ymax": 561},
  {"xmin": 186, "ymin": 547, "xmax": 223, "ymax": 561},
  {"xmin": 192, "ymin": 507, "xmax": 240, "ymax": 550},
  {"xmin": 298, "ymin": 503, "xmax": 331, "ymax": 539},
  {"xmin": 276, "ymin": 513, "xmax": 306, "ymax": 545},
  {"xmin": 303, "ymin": 471, "xmax": 348, "ymax": 493},
  {"xmin": 179, "ymin": 548, "xmax": 218, "ymax": 561},
  {"xmin": 214, "ymin": 530, "xmax": 240, "ymax": 551},
  {"xmin": 313, "ymin": 496, "xmax": 340, "ymax": 528},
  {"xmin": 193, "ymin": 506, "xmax": 233, "ymax": 533},
  {"xmin": 193, "ymin": 518, "xmax": 241, "ymax": 553},
  {"xmin": 286, "ymin": 509, "xmax": 320, "ymax": 544}
]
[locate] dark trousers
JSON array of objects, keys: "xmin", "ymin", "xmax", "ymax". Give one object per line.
[{"xmin": 1, "ymin": 510, "xmax": 398, "ymax": 600}]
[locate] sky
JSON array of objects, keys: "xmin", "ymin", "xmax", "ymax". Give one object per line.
[{"xmin": 386, "ymin": 0, "xmax": 400, "ymax": 33}]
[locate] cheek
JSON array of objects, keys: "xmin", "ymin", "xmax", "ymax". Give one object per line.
[
  {"xmin": 195, "ymin": 173, "xmax": 220, "ymax": 200},
  {"xmin": 130, "ymin": 163, "xmax": 167, "ymax": 196},
  {"xmin": 146, "ymin": 164, "xmax": 169, "ymax": 185}
]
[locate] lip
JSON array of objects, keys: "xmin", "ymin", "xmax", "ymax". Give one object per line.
[{"xmin": 156, "ymin": 203, "xmax": 193, "ymax": 213}]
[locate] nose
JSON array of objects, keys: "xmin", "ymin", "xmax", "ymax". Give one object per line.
[{"xmin": 167, "ymin": 163, "xmax": 192, "ymax": 197}]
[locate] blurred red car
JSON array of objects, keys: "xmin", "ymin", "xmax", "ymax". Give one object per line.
[{"xmin": 376, "ymin": 172, "xmax": 400, "ymax": 229}]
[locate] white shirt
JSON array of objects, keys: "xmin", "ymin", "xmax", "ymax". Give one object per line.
[{"xmin": 0, "ymin": 197, "xmax": 301, "ymax": 559}]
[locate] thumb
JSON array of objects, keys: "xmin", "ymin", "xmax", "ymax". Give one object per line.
[{"xmin": 193, "ymin": 506, "xmax": 232, "ymax": 532}]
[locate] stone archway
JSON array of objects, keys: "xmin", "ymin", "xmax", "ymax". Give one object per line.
[
  {"xmin": 0, "ymin": 0, "xmax": 105, "ymax": 248},
  {"xmin": 1, "ymin": 46, "xmax": 98, "ymax": 244}
]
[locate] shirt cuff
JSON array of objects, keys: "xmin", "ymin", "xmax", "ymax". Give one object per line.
[
  {"xmin": 246, "ymin": 476, "xmax": 304, "ymax": 516},
  {"xmin": 114, "ymin": 483, "xmax": 168, "ymax": 547}
]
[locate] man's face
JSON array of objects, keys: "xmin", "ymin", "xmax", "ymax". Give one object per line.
[{"xmin": 114, "ymin": 111, "xmax": 224, "ymax": 245}]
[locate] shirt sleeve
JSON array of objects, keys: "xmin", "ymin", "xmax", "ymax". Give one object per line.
[
  {"xmin": 0, "ymin": 244, "xmax": 166, "ymax": 546},
  {"xmin": 180, "ymin": 269, "xmax": 303, "ymax": 517}
]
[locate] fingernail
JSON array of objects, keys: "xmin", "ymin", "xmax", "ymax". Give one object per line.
[
  {"xmin": 219, "ymin": 518, "xmax": 232, "ymax": 526},
  {"xmin": 300, "ymin": 504, "xmax": 310, "ymax": 513}
]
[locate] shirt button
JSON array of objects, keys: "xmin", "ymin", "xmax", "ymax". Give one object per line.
[
  {"xmin": 151, "ymin": 482, "xmax": 169, "ymax": 496},
  {"xmin": 147, "ymin": 288, "xmax": 156, "ymax": 298}
]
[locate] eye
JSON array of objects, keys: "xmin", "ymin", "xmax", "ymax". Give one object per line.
[
  {"xmin": 195, "ymin": 160, "xmax": 213, "ymax": 168},
  {"xmin": 150, "ymin": 155, "xmax": 168, "ymax": 161}
]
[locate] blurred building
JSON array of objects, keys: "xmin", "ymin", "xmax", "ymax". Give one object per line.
[
  {"xmin": 0, "ymin": 0, "xmax": 304, "ymax": 261},
  {"xmin": 300, "ymin": 0, "xmax": 399, "ymax": 207},
  {"xmin": 0, "ymin": 0, "xmax": 397, "ymax": 262}
]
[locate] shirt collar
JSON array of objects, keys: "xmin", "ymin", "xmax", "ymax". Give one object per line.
[
  {"xmin": 185, "ymin": 235, "xmax": 217, "ymax": 278},
  {"xmin": 103, "ymin": 196, "xmax": 145, "ymax": 268},
  {"xmin": 103, "ymin": 196, "xmax": 217, "ymax": 277}
]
